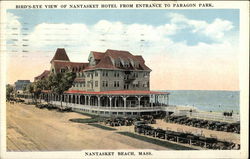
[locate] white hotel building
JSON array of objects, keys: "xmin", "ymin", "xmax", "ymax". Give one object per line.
[{"xmin": 37, "ymin": 48, "xmax": 169, "ymax": 116}]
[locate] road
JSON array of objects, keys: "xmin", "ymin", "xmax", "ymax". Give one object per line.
[{"xmin": 6, "ymin": 102, "xmax": 168, "ymax": 151}]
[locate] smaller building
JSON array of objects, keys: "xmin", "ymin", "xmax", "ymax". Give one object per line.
[
  {"xmin": 34, "ymin": 70, "xmax": 50, "ymax": 81},
  {"xmin": 14, "ymin": 80, "xmax": 31, "ymax": 94}
]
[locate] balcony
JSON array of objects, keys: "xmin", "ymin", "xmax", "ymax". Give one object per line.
[{"xmin": 124, "ymin": 75, "xmax": 136, "ymax": 83}]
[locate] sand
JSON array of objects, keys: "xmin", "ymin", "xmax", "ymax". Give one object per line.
[{"xmin": 6, "ymin": 102, "xmax": 167, "ymax": 151}]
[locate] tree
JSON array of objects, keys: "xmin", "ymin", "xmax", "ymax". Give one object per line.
[
  {"xmin": 22, "ymin": 85, "xmax": 26, "ymax": 98},
  {"xmin": 33, "ymin": 80, "xmax": 44, "ymax": 103},
  {"xmin": 48, "ymin": 71, "xmax": 76, "ymax": 108},
  {"xmin": 25, "ymin": 77, "xmax": 53, "ymax": 104},
  {"xmin": 26, "ymin": 83, "xmax": 34, "ymax": 103},
  {"xmin": 6, "ymin": 84, "xmax": 14, "ymax": 101}
]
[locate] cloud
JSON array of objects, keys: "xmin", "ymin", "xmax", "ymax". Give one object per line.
[
  {"xmin": 167, "ymin": 13, "xmax": 234, "ymax": 41},
  {"xmin": 7, "ymin": 12, "xmax": 236, "ymax": 57}
]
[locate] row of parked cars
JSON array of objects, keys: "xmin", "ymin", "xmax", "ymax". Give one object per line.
[
  {"xmin": 165, "ymin": 115, "xmax": 240, "ymax": 134},
  {"xmin": 134, "ymin": 123, "xmax": 240, "ymax": 150},
  {"xmin": 35, "ymin": 103, "xmax": 72, "ymax": 112},
  {"xmin": 104, "ymin": 115, "xmax": 156, "ymax": 127},
  {"xmin": 7, "ymin": 98, "xmax": 25, "ymax": 104}
]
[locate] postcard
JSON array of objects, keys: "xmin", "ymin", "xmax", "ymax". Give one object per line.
[{"xmin": 0, "ymin": 1, "xmax": 249, "ymax": 159}]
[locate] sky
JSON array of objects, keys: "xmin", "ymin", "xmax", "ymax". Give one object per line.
[{"xmin": 5, "ymin": 9, "xmax": 239, "ymax": 90}]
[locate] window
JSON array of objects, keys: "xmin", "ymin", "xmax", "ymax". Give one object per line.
[
  {"xmin": 133, "ymin": 72, "xmax": 138, "ymax": 78},
  {"xmin": 102, "ymin": 81, "xmax": 108, "ymax": 87},
  {"xmin": 60, "ymin": 68, "xmax": 66, "ymax": 73},
  {"xmin": 134, "ymin": 62, "xmax": 139, "ymax": 68},
  {"xmin": 115, "ymin": 61, "xmax": 121, "ymax": 67},
  {"xmin": 143, "ymin": 82, "xmax": 148, "ymax": 88},
  {"xmin": 102, "ymin": 71, "xmax": 108, "ymax": 77},
  {"xmin": 95, "ymin": 71, "xmax": 98, "ymax": 77},
  {"xmin": 124, "ymin": 61, "xmax": 129, "ymax": 68},
  {"xmin": 124, "ymin": 74, "xmax": 128, "ymax": 80},
  {"xmin": 83, "ymin": 81, "xmax": 86, "ymax": 87},
  {"xmin": 133, "ymin": 82, "xmax": 139, "ymax": 88},
  {"xmin": 114, "ymin": 71, "xmax": 120, "ymax": 77},
  {"xmin": 95, "ymin": 81, "xmax": 98, "ymax": 87},
  {"xmin": 124, "ymin": 84, "xmax": 129, "ymax": 90},
  {"xmin": 114, "ymin": 81, "xmax": 119, "ymax": 87}
]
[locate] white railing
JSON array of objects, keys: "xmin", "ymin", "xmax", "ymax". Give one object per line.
[
  {"xmin": 188, "ymin": 112, "xmax": 240, "ymax": 122},
  {"xmin": 163, "ymin": 105, "xmax": 240, "ymax": 122},
  {"xmin": 50, "ymin": 101, "xmax": 164, "ymax": 111}
]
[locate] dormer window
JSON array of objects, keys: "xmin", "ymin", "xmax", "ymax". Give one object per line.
[
  {"xmin": 124, "ymin": 61, "xmax": 130, "ymax": 68},
  {"xmin": 134, "ymin": 61, "xmax": 139, "ymax": 68},
  {"xmin": 115, "ymin": 60, "xmax": 121, "ymax": 67}
]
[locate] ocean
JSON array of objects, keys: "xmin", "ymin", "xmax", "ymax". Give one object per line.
[{"xmin": 161, "ymin": 90, "xmax": 240, "ymax": 113}]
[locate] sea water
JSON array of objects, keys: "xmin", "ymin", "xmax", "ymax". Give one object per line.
[{"xmin": 162, "ymin": 90, "xmax": 240, "ymax": 113}]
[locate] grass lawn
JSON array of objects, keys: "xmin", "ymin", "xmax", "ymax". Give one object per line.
[
  {"xmin": 69, "ymin": 118, "xmax": 100, "ymax": 123},
  {"xmin": 117, "ymin": 132, "xmax": 197, "ymax": 150},
  {"xmin": 69, "ymin": 111, "xmax": 108, "ymax": 123},
  {"xmin": 88, "ymin": 123, "xmax": 117, "ymax": 131},
  {"xmin": 75, "ymin": 111, "xmax": 99, "ymax": 118}
]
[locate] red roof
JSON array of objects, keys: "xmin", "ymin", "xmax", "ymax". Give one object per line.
[
  {"xmin": 65, "ymin": 90, "xmax": 169, "ymax": 95},
  {"xmin": 92, "ymin": 51, "xmax": 105, "ymax": 60},
  {"xmin": 34, "ymin": 70, "xmax": 50, "ymax": 81},
  {"xmin": 82, "ymin": 49, "xmax": 151, "ymax": 71},
  {"xmin": 50, "ymin": 48, "xmax": 70, "ymax": 63},
  {"xmin": 134, "ymin": 55, "xmax": 145, "ymax": 63},
  {"xmin": 53, "ymin": 61, "xmax": 88, "ymax": 73},
  {"xmin": 49, "ymin": 48, "xmax": 151, "ymax": 73}
]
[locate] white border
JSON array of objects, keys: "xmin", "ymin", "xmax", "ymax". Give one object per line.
[{"xmin": 0, "ymin": 1, "xmax": 249, "ymax": 159}]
